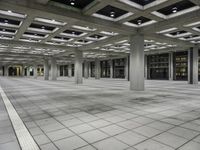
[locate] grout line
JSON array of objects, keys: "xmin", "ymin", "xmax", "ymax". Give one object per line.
[{"xmin": 0, "ymin": 85, "xmax": 40, "ymax": 150}]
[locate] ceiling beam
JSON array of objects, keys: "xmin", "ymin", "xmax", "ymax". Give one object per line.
[{"xmin": 141, "ymin": 9, "xmax": 200, "ymax": 33}]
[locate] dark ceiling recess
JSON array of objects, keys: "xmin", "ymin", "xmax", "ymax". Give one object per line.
[
  {"xmin": 128, "ymin": 16, "xmax": 151, "ymax": 25},
  {"xmin": 89, "ymin": 34, "xmax": 103, "ymax": 39},
  {"xmin": 96, "ymin": 5, "xmax": 128, "ymax": 18},
  {"xmin": 157, "ymin": 0, "xmax": 196, "ymax": 15},
  {"xmin": 0, "ymin": 18, "xmax": 21, "ymax": 25},
  {"xmin": 54, "ymin": 36, "xmax": 70, "ymax": 40},
  {"xmin": 29, "ymin": 23, "xmax": 55, "ymax": 31},
  {"xmin": 129, "ymin": 0, "xmax": 156, "ymax": 6},
  {"xmin": 169, "ymin": 30, "xmax": 187, "ymax": 36},
  {"xmin": 197, "ymin": 26, "xmax": 200, "ymax": 30},
  {"xmin": 0, "ymin": 28, "xmax": 16, "ymax": 33},
  {"xmin": 184, "ymin": 35, "xmax": 199, "ymax": 39},
  {"xmin": 51, "ymin": 0, "xmax": 95, "ymax": 9},
  {"xmin": 63, "ymin": 29, "xmax": 83, "ymax": 35},
  {"xmin": 24, "ymin": 32, "xmax": 46, "ymax": 37},
  {"xmin": 78, "ymin": 40, "xmax": 89, "ymax": 43}
]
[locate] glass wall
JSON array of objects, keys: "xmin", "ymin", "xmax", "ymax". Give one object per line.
[
  {"xmin": 90, "ymin": 62, "xmax": 95, "ymax": 77},
  {"xmin": 174, "ymin": 51, "xmax": 188, "ymax": 81},
  {"xmin": 101, "ymin": 60, "xmax": 110, "ymax": 78},
  {"xmin": 113, "ymin": 58, "xmax": 125, "ymax": 78},
  {"xmin": 147, "ymin": 54, "xmax": 169, "ymax": 80}
]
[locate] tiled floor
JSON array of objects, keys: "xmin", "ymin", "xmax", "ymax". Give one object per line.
[{"xmin": 0, "ymin": 77, "xmax": 200, "ymax": 150}]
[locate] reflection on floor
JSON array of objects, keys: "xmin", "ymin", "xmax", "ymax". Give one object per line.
[{"xmin": 0, "ymin": 77, "xmax": 200, "ymax": 150}]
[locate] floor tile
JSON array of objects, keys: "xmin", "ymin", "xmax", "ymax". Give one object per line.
[
  {"xmin": 100, "ymin": 124, "xmax": 127, "ymax": 136},
  {"xmin": 80, "ymin": 130, "xmax": 108, "ymax": 143},
  {"xmin": 115, "ymin": 131, "xmax": 146, "ymax": 146},
  {"xmin": 54, "ymin": 135, "xmax": 88, "ymax": 150},
  {"xmin": 153, "ymin": 132, "xmax": 188, "ymax": 148},
  {"xmin": 93, "ymin": 137, "xmax": 129, "ymax": 150},
  {"xmin": 134, "ymin": 139, "xmax": 174, "ymax": 150}
]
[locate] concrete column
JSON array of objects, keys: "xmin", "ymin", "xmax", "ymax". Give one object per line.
[
  {"xmin": 95, "ymin": 58, "xmax": 101, "ymax": 79},
  {"xmin": 74, "ymin": 50, "xmax": 83, "ymax": 84},
  {"xmin": 4, "ymin": 65, "xmax": 8, "ymax": 76},
  {"xmin": 125, "ymin": 56, "xmax": 129, "ymax": 80},
  {"xmin": 130, "ymin": 34, "xmax": 144, "ymax": 91},
  {"xmin": 44, "ymin": 59, "xmax": 49, "ymax": 80},
  {"xmin": 110, "ymin": 60, "xmax": 113, "ymax": 78},
  {"xmin": 169, "ymin": 52, "xmax": 174, "ymax": 81},
  {"xmin": 27, "ymin": 66, "xmax": 30, "ymax": 77},
  {"xmin": 21, "ymin": 65, "xmax": 25, "ymax": 77},
  {"xmin": 88, "ymin": 62, "xmax": 91, "ymax": 78},
  {"xmin": 33, "ymin": 64, "xmax": 38, "ymax": 79},
  {"xmin": 188, "ymin": 46, "xmax": 199, "ymax": 84},
  {"xmin": 57, "ymin": 65, "xmax": 60, "ymax": 77},
  {"xmin": 50, "ymin": 57, "xmax": 57, "ymax": 80},
  {"xmin": 144, "ymin": 55, "xmax": 148, "ymax": 80},
  {"xmin": 68, "ymin": 63, "xmax": 72, "ymax": 77},
  {"xmin": 84, "ymin": 61, "xmax": 89, "ymax": 79}
]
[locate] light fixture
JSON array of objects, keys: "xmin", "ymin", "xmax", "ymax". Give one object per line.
[
  {"xmin": 172, "ymin": 7, "xmax": 177, "ymax": 13},
  {"xmin": 70, "ymin": 0, "xmax": 75, "ymax": 6},
  {"xmin": 4, "ymin": 20, "xmax": 8, "ymax": 24},
  {"xmin": 137, "ymin": 19, "xmax": 142, "ymax": 25},
  {"xmin": 110, "ymin": 11, "xmax": 115, "ymax": 18}
]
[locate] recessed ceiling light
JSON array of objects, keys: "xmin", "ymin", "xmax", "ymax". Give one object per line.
[
  {"xmin": 137, "ymin": 20, "xmax": 142, "ymax": 25},
  {"xmin": 4, "ymin": 20, "xmax": 8, "ymax": 24},
  {"xmin": 110, "ymin": 11, "xmax": 115, "ymax": 18},
  {"xmin": 70, "ymin": 0, "xmax": 75, "ymax": 6},
  {"xmin": 172, "ymin": 7, "xmax": 177, "ymax": 13}
]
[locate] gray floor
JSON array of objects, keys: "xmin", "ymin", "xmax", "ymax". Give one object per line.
[{"xmin": 0, "ymin": 77, "xmax": 200, "ymax": 150}]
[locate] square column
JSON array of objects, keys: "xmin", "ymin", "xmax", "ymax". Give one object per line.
[
  {"xmin": 125, "ymin": 56, "xmax": 129, "ymax": 80},
  {"xmin": 169, "ymin": 52, "xmax": 174, "ymax": 81},
  {"xmin": 21, "ymin": 65, "xmax": 25, "ymax": 77},
  {"xmin": 75, "ymin": 50, "xmax": 83, "ymax": 84},
  {"xmin": 44, "ymin": 59, "xmax": 49, "ymax": 80},
  {"xmin": 27, "ymin": 66, "xmax": 30, "ymax": 77},
  {"xmin": 84, "ymin": 61, "xmax": 89, "ymax": 79},
  {"xmin": 144, "ymin": 55, "xmax": 148, "ymax": 80},
  {"xmin": 188, "ymin": 46, "xmax": 199, "ymax": 84},
  {"xmin": 68, "ymin": 63, "xmax": 72, "ymax": 77},
  {"xmin": 130, "ymin": 34, "xmax": 145, "ymax": 91},
  {"xmin": 110, "ymin": 60, "xmax": 113, "ymax": 78},
  {"xmin": 33, "ymin": 64, "xmax": 38, "ymax": 79},
  {"xmin": 57, "ymin": 65, "xmax": 60, "ymax": 77},
  {"xmin": 50, "ymin": 58, "xmax": 57, "ymax": 80},
  {"xmin": 4, "ymin": 65, "xmax": 8, "ymax": 76},
  {"xmin": 88, "ymin": 62, "xmax": 91, "ymax": 78},
  {"xmin": 95, "ymin": 58, "xmax": 101, "ymax": 79}
]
